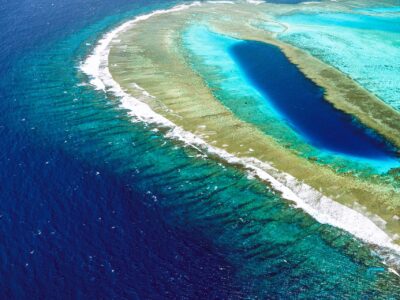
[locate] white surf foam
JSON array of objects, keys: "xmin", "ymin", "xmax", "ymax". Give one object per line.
[
  {"xmin": 80, "ymin": 2, "xmax": 400, "ymax": 272},
  {"xmin": 246, "ymin": 0, "xmax": 264, "ymax": 5},
  {"xmin": 207, "ymin": 1, "xmax": 235, "ymax": 4}
]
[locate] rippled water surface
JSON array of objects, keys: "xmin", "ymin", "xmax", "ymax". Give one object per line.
[{"xmin": 1, "ymin": 0, "xmax": 400, "ymax": 298}]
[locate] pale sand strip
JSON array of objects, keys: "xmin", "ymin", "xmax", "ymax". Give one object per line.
[{"xmin": 82, "ymin": 1, "xmax": 400, "ymax": 270}]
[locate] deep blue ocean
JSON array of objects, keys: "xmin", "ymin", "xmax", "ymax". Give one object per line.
[{"xmin": 1, "ymin": 0, "xmax": 399, "ymax": 298}]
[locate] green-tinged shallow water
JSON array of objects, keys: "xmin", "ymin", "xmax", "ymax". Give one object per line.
[
  {"xmin": 278, "ymin": 8, "xmax": 400, "ymax": 111},
  {"xmin": 3, "ymin": 0, "xmax": 400, "ymax": 297},
  {"xmin": 182, "ymin": 25, "xmax": 400, "ymax": 173}
]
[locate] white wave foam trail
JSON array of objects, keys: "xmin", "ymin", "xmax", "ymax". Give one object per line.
[
  {"xmin": 246, "ymin": 0, "xmax": 264, "ymax": 5},
  {"xmin": 80, "ymin": 2, "xmax": 400, "ymax": 272},
  {"xmin": 80, "ymin": 2, "xmax": 202, "ymax": 91},
  {"xmin": 207, "ymin": 1, "xmax": 235, "ymax": 4}
]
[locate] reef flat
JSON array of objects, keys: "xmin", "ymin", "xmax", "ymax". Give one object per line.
[
  {"xmin": 4, "ymin": 0, "xmax": 400, "ymax": 295},
  {"xmin": 89, "ymin": 0, "xmax": 400, "ymax": 266},
  {"xmin": 278, "ymin": 2, "xmax": 400, "ymax": 111}
]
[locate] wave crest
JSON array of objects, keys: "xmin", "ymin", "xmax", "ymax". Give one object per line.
[{"xmin": 80, "ymin": 1, "xmax": 400, "ymax": 274}]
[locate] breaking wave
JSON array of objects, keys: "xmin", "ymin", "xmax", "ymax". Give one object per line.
[{"xmin": 80, "ymin": 1, "xmax": 400, "ymax": 274}]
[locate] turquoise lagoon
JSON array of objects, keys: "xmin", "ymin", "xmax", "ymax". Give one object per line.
[
  {"xmin": 13, "ymin": 17, "xmax": 400, "ymax": 296},
  {"xmin": 278, "ymin": 8, "xmax": 400, "ymax": 111},
  {"xmin": 3, "ymin": 0, "xmax": 399, "ymax": 297},
  {"xmin": 183, "ymin": 26, "xmax": 400, "ymax": 173}
]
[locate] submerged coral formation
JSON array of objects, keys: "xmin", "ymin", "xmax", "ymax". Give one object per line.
[{"xmin": 83, "ymin": 0, "xmax": 400, "ymax": 270}]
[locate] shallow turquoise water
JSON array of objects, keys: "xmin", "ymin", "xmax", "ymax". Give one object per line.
[
  {"xmin": 355, "ymin": 6, "xmax": 400, "ymax": 14},
  {"xmin": 18, "ymin": 25, "xmax": 400, "ymax": 296},
  {"xmin": 280, "ymin": 12, "xmax": 400, "ymax": 32},
  {"xmin": 182, "ymin": 25, "xmax": 399, "ymax": 173},
  {"xmin": 2, "ymin": 0, "xmax": 400, "ymax": 297},
  {"xmin": 230, "ymin": 40, "xmax": 397, "ymax": 159},
  {"xmin": 278, "ymin": 8, "xmax": 400, "ymax": 111}
]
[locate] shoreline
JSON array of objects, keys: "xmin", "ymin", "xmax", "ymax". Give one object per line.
[{"xmin": 82, "ymin": 1, "xmax": 400, "ymax": 271}]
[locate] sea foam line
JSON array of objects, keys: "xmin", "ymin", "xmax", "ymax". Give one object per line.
[
  {"xmin": 80, "ymin": 2, "xmax": 400, "ymax": 273},
  {"xmin": 207, "ymin": 1, "xmax": 235, "ymax": 4},
  {"xmin": 246, "ymin": 0, "xmax": 264, "ymax": 5}
]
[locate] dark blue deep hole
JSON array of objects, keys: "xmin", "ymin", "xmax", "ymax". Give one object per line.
[{"xmin": 229, "ymin": 40, "xmax": 397, "ymax": 159}]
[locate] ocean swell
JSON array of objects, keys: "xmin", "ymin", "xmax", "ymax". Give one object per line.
[{"xmin": 80, "ymin": 2, "xmax": 400, "ymax": 273}]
